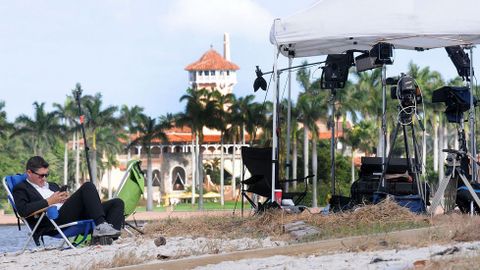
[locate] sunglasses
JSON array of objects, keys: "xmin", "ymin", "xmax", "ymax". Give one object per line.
[{"xmin": 31, "ymin": 171, "xmax": 49, "ymax": 178}]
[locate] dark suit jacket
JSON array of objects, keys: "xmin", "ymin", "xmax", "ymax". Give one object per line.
[{"xmin": 12, "ymin": 180, "xmax": 60, "ymax": 228}]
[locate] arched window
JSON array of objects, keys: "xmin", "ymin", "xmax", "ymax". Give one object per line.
[
  {"xmin": 152, "ymin": 170, "xmax": 161, "ymax": 187},
  {"xmin": 171, "ymin": 166, "xmax": 186, "ymax": 191}
]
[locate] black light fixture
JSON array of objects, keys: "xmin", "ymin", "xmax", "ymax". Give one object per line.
[
  {"xmin": 253, "ymin": 66, "xmax": 267, "ymax": 92},
  {"xmin": 370, "ymin": 42, "xmax": 394, "ymax": 65},
  {"xmin": 320, "ymin": 53, "xmax": 353, "ymax": 89},
  {"xmin": 432, "ymin": 86, "xmax": 477, "ymax": 123},
  {"xmin": 445, "ymin": 46, "xmax": 472, "ymax": 81}
]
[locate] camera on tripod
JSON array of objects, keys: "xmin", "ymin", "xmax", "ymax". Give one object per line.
[{"xmin": 387, "ymin": 73, "xmax": 423, "ymax": 107}]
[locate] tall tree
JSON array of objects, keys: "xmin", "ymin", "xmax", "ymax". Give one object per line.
[
  {"xmin": 130, "ymin": 113, "xmax": 172, "ymax": 211},
  {"xmin": 120, "ymin": 105, "xmax": 145, "ymax": 160},
  {"xmin": 53, "ymin": 97, "xmax": 77, "ymax": 187},
  {"xmin": 12, "ymin": 102, "xmax": 64, "ymax": 156},
  {"xmin": 177, "ymin": 88, "xmax": 218, "ymax": 209},
  {"xmin": 344, "ymin": 120, "xmax": 376, "ymax": 183},
  {"xmin": 210, "ymin": 90, "xmax": 233, "ymax": 206},
  {"xmin": 0, "ymin": 101, "xmax": 12, "ymax": 139},
  {"xmin": 349, "ymin": 69, "xmax": 383, "ymax": 155},
  {"xmin": 407, "ymin": 62, "xmax": 445, "ymax": 176},
  {"xmin": 297, "ymin": 93, "xmax": 327, "ymax": 207},
  {"xmin": 95, "ymin": 126, "xmax": 125, "ymax": 196},
  {"xmin": 83, "ymin": 93, "xmax": 120, "ymax": 185}
]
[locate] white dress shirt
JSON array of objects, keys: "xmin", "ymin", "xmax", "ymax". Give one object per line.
[{"xmin": 26, "ymin": 179, "xmax": 63, "ymax": 209}]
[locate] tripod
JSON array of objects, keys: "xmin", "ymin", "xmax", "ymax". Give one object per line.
[
  {"xmin": 429, "ymin": 126, "xmax": 480, "ymax": 214},
  {"xmin": 378, "ymin": 105, "xmax": 426, "ymax": 203}
]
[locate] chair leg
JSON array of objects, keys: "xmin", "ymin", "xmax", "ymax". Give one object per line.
[
  {"xmin": 48, "ymin": 219, "xmax": 76, "ymax": 250},
  {"xmin": 123, "ymin": 226, "xmax": 134, "ymax": 237},
  {"xmin": 21, "ymin": 213, "xmax": 47, "ymax": 253},
  {"xmin": 125, "ymin": 221, "xmax": 144, "ymax": 234}
]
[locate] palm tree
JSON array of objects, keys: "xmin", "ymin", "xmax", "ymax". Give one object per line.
[
  {"xmin": 82, "ymin": 93, "xmax": 120, "ymax": 185},
  {"xmin": 227, "ymin": 95, "xmax": 252, "ymax": 199},
  {"xmin": 210, "ymin": 90, "xmax": 233, "ymax": 205},
  {"xmin": 95, "ymin": 126, "xmax": 125, "ymax": 197},
  {"xmin": 231, "ymin": 95, "xmax": 257, "ymax": 144},
  {"xmin": 130, "ymin": 113, "xmax": 172, "ymax": 211},
  {"xmin": 407, "ymin": 62, "xmax": 445, "ymax": 176},
  {"xmin": 12, "ymin": 102, "xmax": 64, "ymax": 156},
  {"xmin": 120, "ymin": 105, "xmax": 145, "ymax": 160},
  {"xmin": 349, "ymin": 69, "xmax": 383, "ymax": 155},
  {"xmin": 0, "ymin": 101, "xmax": 12, "ymax": 139},
  {"xmin": 0, "ymin": 100, "xmax": 12, "ymax": 138},
  {"xmin": 177, "ymin": 88, "xmax": 218, "ymax": 209},
  {"xmin": 53, "ymin": 97, "xmax": 78, "ymax": 187},
  {"xmin": 103, "ymin": 152, "xmax": 119, "ymax": 199},
  {"xmin": 344, "ymin": 120, "xmax": 377, "ymax": 183},
  {"xmin": 297, "ymin": 93, "xmax": 327, "ymax": 207}
]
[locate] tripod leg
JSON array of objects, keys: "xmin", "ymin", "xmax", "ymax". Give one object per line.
[
  {"xmin": 430, "ymin": 173, "xmax": 453, "ymax": 215},
  {"xmin": 379, "ymin": 122, "xmax": 401, "ymax": 190},
  {"xmin": 458, "ymin": 173, "xmax": 480, "ymax": 210}
]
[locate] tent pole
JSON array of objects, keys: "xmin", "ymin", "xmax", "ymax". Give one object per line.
[
  {"xmin": 381, "ymin": 64, "xmax": 387, "ymax": 187},
  {"xmin": 272, "ymin": 47, "xmax": 279, "ymax": 201},
  {"xmin": 285, "ymin": 57, "xmax": 292, "ymax": 188},
  {"xmin": 469, "ymin": 46, "xmax": 477, "ymax": 182},
  {"xmin": 330, "ymin": 89, "xmax": 336, "ymax": 195}
]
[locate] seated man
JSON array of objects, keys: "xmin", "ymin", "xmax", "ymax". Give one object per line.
[{"xmin": 13, "ymin": 156, "xmax": 125, "ymax": 239}]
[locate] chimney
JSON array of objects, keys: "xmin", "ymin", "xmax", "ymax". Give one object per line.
[{"xmin": 223, "ymin": 33, "xmax": 231, "ymax": 61}]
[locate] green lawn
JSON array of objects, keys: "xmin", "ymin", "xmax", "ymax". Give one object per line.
[{"xmin": 134, "ymin": 201, "xmax": 252, "ymax": 212}]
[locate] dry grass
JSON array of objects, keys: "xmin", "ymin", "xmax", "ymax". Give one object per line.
[
  {"xmin": 432, "ymin": 213, "xmax": 480, "ymax": 242},
  {"xmin": 89, "ymin": 250, "xmax": 156, "ymax": 269},
  {"xmin": 89, "ymin": 200, "xmax": 480, "ymax": 269},
  {"xmin": 144, "ymin": 198, "xmax": 429, "ymax": 242}
]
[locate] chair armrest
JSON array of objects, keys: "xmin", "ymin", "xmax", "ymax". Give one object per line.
[
  {"xmin": 26, "ymin": 207, "xmax": 48, "ymax": 218},
  {"xmin": 280, "ymin": 174, "xmax": 315, "ymax": 183},
  {"xmin": 26, "ymin": 206, "xmax": 59, "ymax": 219}
]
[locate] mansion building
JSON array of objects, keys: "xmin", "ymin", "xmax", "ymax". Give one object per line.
[
  {"xmin": 102, "ymin": 33, "xmax": 350, "ymax": 203},
  {"xmin": 104, "ymin": 33, "xmax": 245, "ymax": 202}
]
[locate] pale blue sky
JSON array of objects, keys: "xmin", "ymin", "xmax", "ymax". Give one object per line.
[{"xmin": 0, "ymin": 0, "xmax": 478, "ymax": 121}]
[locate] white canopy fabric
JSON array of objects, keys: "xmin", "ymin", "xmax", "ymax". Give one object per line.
[{"xmin": 270, "ymin": 0, "xmax": 480, "ymax": 57}]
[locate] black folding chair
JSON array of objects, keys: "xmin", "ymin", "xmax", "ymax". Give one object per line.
[{"xmin": 240, "ymin": 146, "xmax": 313, "ymax": 214}]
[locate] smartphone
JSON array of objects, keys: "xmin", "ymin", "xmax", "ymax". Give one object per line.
[{"xmin": 59, "ymin": 185, "xmax": 68, "ymax": 192}]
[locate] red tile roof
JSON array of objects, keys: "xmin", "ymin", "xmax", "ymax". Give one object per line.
[{"xmin": 185, "ymin": 49, "xmax": 239, "ymax": 71}]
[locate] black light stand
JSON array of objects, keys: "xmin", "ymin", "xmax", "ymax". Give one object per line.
[
  {"xmin": 430, "ymin": 85, "xmax": 479, "ymax": 213},
  {"xmin": 445, "ymin": 45, "xmax": 477, "ymax": 182},
  {"xmin": 72, "ymin": 84, "xmax": 94, "ymax": 183},
  {"xmin": 254, "ymin": 60, "xmax": 326, "ymax": 200},
  {"xmin": 321, "ymin": 53, "xmax": 353, "ymax": 196},
  {"xmin": 328, "ymin": 89, "xmax": 337, "ymax": 195}
]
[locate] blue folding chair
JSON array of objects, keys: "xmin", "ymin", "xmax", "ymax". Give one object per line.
[{"xmin": 3, "ymin": 174, "xmax": 95, "ymax": 253}]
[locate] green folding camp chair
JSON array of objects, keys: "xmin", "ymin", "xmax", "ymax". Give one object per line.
[{"xmin": 114, "ymin": 160, "xmax": 145, "ymax": 235}]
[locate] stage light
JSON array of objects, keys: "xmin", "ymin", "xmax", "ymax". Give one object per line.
[
  {"xmin": 445, "ymin": 46, "xmax": 472, "ymax": 81},
  {"xmin": 432, "ymin": 86, "xmax": 477, "ymax": 123},
  {"xmin": 355, "ymin": 52, "xmax": 382, "ymax": 72},
  {"xmin": 320, "ymin": 53, "xmax": 352, "ymax": 89},
  {"xmin": 370, "ymin": 43, "xmax": 394, "ymax": 65},
  {"xmin": 253, "ymin": 66, "xmax": 267, "ymax": 92}
]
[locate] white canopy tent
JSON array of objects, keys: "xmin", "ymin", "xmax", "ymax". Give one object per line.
[
  {"xmin": 267, "ymin": 0, "xmax": 480, "ymax": 207},
  {"xmin": 270, "ymin": 0, "xmax": 480, "ymax": 57}
]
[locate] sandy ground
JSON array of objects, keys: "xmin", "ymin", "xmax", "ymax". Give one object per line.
[
  {"xmin": 2, "ymin": 233, "xmax": 480, "ymax": 270},
  {"xmin": 0, "ymin": 236, "xmax": 286, "ymax": 269},
  {"xmin": 192, "ymin": 241, "xmax": 480, "ymax": 270}
]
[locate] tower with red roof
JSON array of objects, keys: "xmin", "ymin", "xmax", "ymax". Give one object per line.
[{"xmin": 185, "ymin": 33, "xmax": 239, "ymax": 95}]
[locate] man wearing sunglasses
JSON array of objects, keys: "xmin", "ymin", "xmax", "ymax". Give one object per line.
[{"xmin": 13, "ymin": 156, "xmax": 125, "ymax": 240}]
